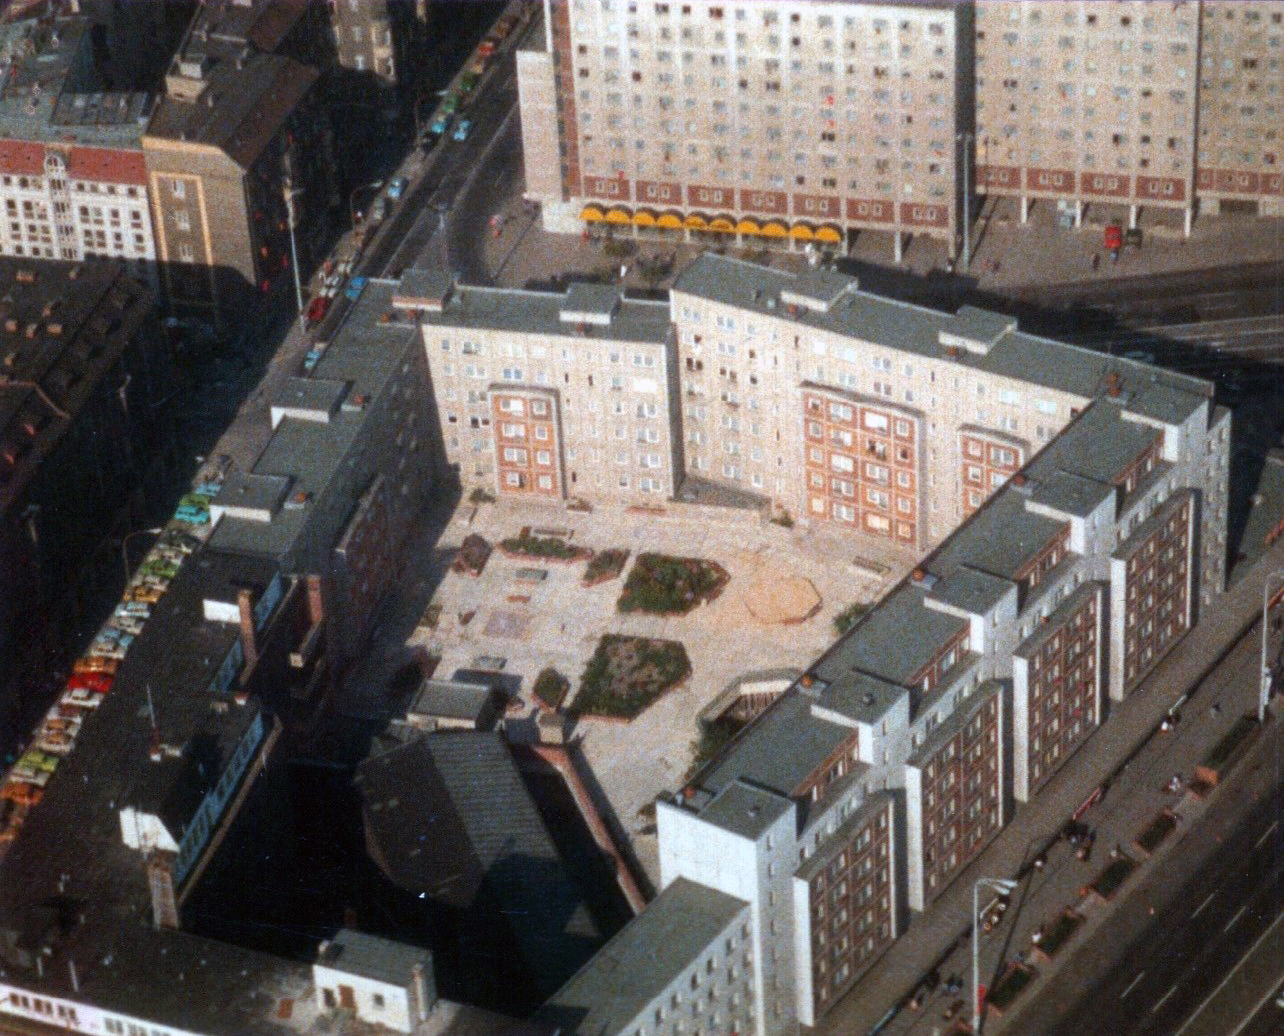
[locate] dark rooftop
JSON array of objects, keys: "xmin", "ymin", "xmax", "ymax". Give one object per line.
[{"xmin": 316, "ymin": 929, "xmax": 430, "ymax": 987}]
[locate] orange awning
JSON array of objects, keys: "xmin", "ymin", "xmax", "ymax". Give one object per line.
[
  {"xmin": 790, "ymin": 222, "xmax": 816, "ymax": 240},
  {"xmin": 633, "ymin": 208, "xmax": 658, "ymax": 227},
  {"xmin": 580, "ymin": 204, "xmax": 605, "ymax": 222},
  {"xmin": 657, "ymin": 211, "xmax": 684, "ymax": 229},
  {"xmin": 708, "ymin": 215, "xmax": 736, "ymax": 233},
  {"xmin": 605, "ymin": 207, "xmax": 632, "ymax": 225},
  {"xmin": 684, "ymin": 212, "xmax": 709, "ymax": 229},
  {"xmin": 815, "ymin": 224, "xmax": 843, "ymax": 244},
  {"xmin": 736, "ymin": 218, "xmax": 762, "ymax": 235},
  {"xmin": 761, "ymin": 220, "xmax": 788, "ymax": 238}
]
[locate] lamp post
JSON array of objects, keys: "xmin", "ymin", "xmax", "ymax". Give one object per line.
[
  {"xmin": 283, "ymin": 180, "xmax": 305, "ymax": 333},
  {"xmin": 957, "ymin": 131, "xmax": 974, "ymax": 270},
  {"xmin": 349, "ymin": 180, "xmax": 383, "ymax": 228},
  {"xmin": 1261, "ymin": 570, "xmax": 1284, "ymax": 722},
  {"xmin": 122, "ymin": 527, "xmax": 163, "ymax": 586},
  {"xmin": 973, "ymin": 877, "xmax": 1018, "ymax": 1034}
]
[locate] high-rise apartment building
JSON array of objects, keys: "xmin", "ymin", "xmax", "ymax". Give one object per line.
[
  {"xmin": 521, "ymin": 1, "xmax": 1282, "ymax": 254},
  {"xmin": 520, "ymin": 0, "xmax": 968, "ymax": 260}
]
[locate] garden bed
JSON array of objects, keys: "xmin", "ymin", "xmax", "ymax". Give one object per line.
[
  {"xmin": 583, "ymin": 548, "xmax": 630, "ymax": 587},
  {"xmin": 1082, "ymin": 856, "xmax": 1135, "ymax": 903},
  {"xmin": 1195, "ymin": 714, "xmax": 1258, "ymax": 787},
  {"xmin": 1032, "ymin": 909, "xmax": 1083, "ymax": 962},
  {"xmin": 986, "ymin": 961, "xmax": 1037, "ymax": 1016},
  {"xmin": 451, "ymin": 534, "xmax": 492, "ymax": 577},
  {"xmin": 1132, "ymin": 810, "xmax": 1178, "ymax": 858},
  {"xmin": 499, "ymin": 533, "xmax": 592, "ymax": 563},
  {"xmin": 572, "ymin": 635, "xmax": 691, "ymax": 720},
  {"xmin": 617, "ymin": 553, "xmax": 729, "ymax": 615},
  {"xmin": 532, "ymin": 667, "xmax": 571, "ymax": 711}
]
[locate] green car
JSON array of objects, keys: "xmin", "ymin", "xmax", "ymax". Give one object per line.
[{"xmin": 140, "ymin": 558, "xmax": 179, "ymax": 580}]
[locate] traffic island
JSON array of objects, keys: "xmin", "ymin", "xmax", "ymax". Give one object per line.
[
  {"xmin": 617, "ymin": 553, "xmax": 729, "ymax": 615},
  {"xmin": 1132, "ymin": 809, "xmax": 1179, "ymax": 859},
  {"xmin": 571, "ymin": 634, "xmax": 692, "ymax": 720},
  {"xmin": 985, "ymin": 961, "xmax": 1038, "ymax": 1020},
  {"xmin": 1081, "ymin": 856, "xmax": 1136, "ymax": 904}
]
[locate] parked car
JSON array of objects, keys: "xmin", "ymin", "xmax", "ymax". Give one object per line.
[
  {"xmin": 109, "ymin": 614, "xmax": 145, "ymax": 636},
  {"xmin": 1, "ymin": 777, "xmax": 44, "ymax": 805},
  {"xmin": 478, "ymin": 37, "xmax": 497, "ymax": 58},
  {"xmin": 9, "ymin": 765, "xmax": 51, "ymax": 787},
  {"xmin": 140, "ymin": 558, "xmax": 179, "ymax": 580},
  {"xmin": 126, "ymin": 582, "xmax": 167, "ymax": 604},
  {"xmin": 159, "ymin": 530, "xmax": 200, "ymax": 554},
  {"xmin": 73, "ymin": 655, "xmax": 119, "ymax": 675},
  {"xmin": 60, "ymin": 686, "xmax": 105, "ymax": 710},
  {"xmin": 36, "ymin": 729, "xmax": 75, "ymax": 756},
  {"xmin": 345, "ymin": 276, "xmax": 368, "ymax": 302},
  {"xmin": 88, "ymin": 638, "xmax": 129, "ymax": 661},
  {"xmin": 174, "ymin": 504, "xmax": 210, "ymax": 525},
  {"xmin": 18, "ymin": 750, "xmax": 58, "ymax": 773},
  {"xmin": 303, "ymin": 348, "xmax": 324, "ymax": 373},
  {"xmin": 429, "ymin": 113, "xmax": 452, "ymax": 137},
  {"xmin": 387, "ymin": 177, "xmax": 409, "ymax": 201},
  {"xmin": 453, "ymin": 118, "xmax": 473, "ymax": 141},
  {"xmin": 66, "ymin": 671, "xmax": 113, "ymax": 694},
  {"xmin": 305, "ymin": 294, "xmax": 330, "ymax": 327},
  {"xmin": 179, "ymin": 492, "xmax": 213, "ymax": 510}
]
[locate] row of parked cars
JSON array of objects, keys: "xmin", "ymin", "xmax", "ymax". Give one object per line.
[{"xmin": 0, "ymin": 500, "xmax": 213, "ymax": 849}]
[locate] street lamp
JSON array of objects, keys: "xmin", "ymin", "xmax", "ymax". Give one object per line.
[
  {"xmin": 973, "ymin": 876, "xmax": 1018, "ymax": 1034},
  {"xmin": 283, "ymin": 180, "xmax": 305, "ymax": 333},
  {"xmin": 956, "ymin": 132, "xmax": 974, "ymax": 270},
  {"xmin": 1260, "ymin": 570, "xmax": 1284, "ymax": 722},
  {"xmin": 122, "ymin": 527, "xmax": 163, "ymax": 586},
  {"xmin": 349, "ymin": 180, "xmax": 383, "ymax": 229}
]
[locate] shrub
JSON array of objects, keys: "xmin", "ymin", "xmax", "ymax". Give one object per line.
[
  {"xmin": 833, "ymin": 601, "xmax": 870, "ymax": 635},
  {"xmin": 468, "ymin": 487, "xmax": 496, "ymax": 504},
  {"xmin": 499, "ymin": 533, "xmax": 590, "ymax": 561},
  {"xmin": 618, "ymin": 553, "xmax": 729, "ymax": 615},
  {"xmin": 769, "ymin": 510, "xmax": 794, "ymax": 528},
  {"xmin": 685, "ymin": 716, "xmax": 747, "ymax": 781},
  {"xmin": 451, "ymin": 534, "xmax": 492, "ymax": 577},
  {"xmin": 584, "ymin": 548, "xmax": 630, "ymax": 586},
  {"xmin": 532, "ymin": 667, "xmax": 570, "ymax": 710},
  {"xmin": 573, "ymin": 635, "xmax": 691, "ymax": 719}
]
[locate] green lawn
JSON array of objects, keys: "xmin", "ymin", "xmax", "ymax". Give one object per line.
[
  {"xmin": 618, "ymin": 553, "xmax": 729, "ymax": 615},
  {"xmin": 573, "ymin": 635, "xmax": 692, "ymax": 719}
]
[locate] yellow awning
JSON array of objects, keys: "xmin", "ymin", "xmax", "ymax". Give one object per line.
[
  {"xmin": 605, "ymin": 207, "xmax": 632, "ymax": 225},
  {"xmin": 815, "ymin": 224, "xmax": 843, "ymax": 244},
  {"xmin": 790, "ymin": 222, "xmax": 816, "ymax": 240},
  {"xmin": 708, "ymin": 216, "xmax": 736, "ymax": 233},
  {"xmin": 580, "ymin": 205, "xmax": 605, "ymax": 222},
  {"xmin": 736, "ymin": 218, "xmax": 762, "ymax": 235},
  {"xmin": 684, "ymin": 212, "xmax": 709, "ymax": 229},
  {"xmin": 633, "ymin": 208, "xmax": 658, "ymax": 227},
  {"xmin": 761, "ymin": 220, "xmax": 788, "ymax": 238},
  {"xmin": 657, "ymin": 211, "xmax": 684, "ymax": 229}
]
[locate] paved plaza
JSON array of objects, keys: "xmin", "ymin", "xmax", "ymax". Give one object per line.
[{"xmin": 405, "ymin": 496, "xmax": 916, "ymax": 880}]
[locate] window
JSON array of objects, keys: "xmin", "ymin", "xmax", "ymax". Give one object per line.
[{"xmin": 171, "ymin": 178, "xmax": 186, "ymax": 199}]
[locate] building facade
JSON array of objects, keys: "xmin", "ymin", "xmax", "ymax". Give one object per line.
[{"xmin": 520, "ymin": 1, "xmax": 1283, "ymax": 255}]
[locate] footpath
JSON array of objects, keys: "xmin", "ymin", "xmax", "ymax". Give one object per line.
[{"xmin": 821, "ymin": 537, "xmax": 1284, "ymax": 1036}]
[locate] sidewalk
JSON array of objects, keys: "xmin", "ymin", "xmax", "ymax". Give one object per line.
[{"xmin": 821, "ymin": 538, "xmax": 1284, "ymax": 1036}]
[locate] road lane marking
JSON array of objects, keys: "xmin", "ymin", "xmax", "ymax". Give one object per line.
[
  {"xmin": 1255, "ymin": 821, "xmax": 1278, "ymax": 850},
  {"xmin": 1225, "ymin": 906, "xmax": 1248, "ymax": 932},
  {"xmin": 1193, "ymin": 892, "xmax": 1216, "ymax": 918},
  {"xmin": 1176, "ymin": 908, "xmax": 1284, "ymax": 1036},
  {"xmin": 1153, "ymin": 984, "xmax": 1179, "ymax": 1012},
  {"xmin": 1122, "ymin": 972, "xmax": 1146, "ymax": 999}
]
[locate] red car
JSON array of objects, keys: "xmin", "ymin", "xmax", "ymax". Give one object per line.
[
  {"xmin": 66, "ymin": 671, "xmax": 113, "ymax": 694},
  {"xmin": 305, "ymin": 295, "xmax": 330, "ymax": 327}
]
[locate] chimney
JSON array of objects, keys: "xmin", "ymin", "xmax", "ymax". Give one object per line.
[
  {"xmin": 411, "ymin": 962, "xmax": 435, "ymax": 1021},
  {"xmin": 147, "ymin": 852, "xmax": 179, "ymax": 929},
  {"xmin": 306, "ymin": 574, "xmax": 325, "ymax": 626},
  {"xmin": 1106, "ymin": 371, "xmax": 1122, "ymax": 398},
  {"xmin": 237, "ymin": 586, "xmax": 259, "ymax": 671}
]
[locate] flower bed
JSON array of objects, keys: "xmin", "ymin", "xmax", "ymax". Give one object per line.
[
  {"xmin": 583, "ymin": 548, "xmax": 630, "ymax": 587},
  {"xmin": 451, "ymin": 534, "xmax": 492, "ymax": 577},
  {"xmin": 532, "ymin": 667, "xmax": 570, "ymax": 711},
  {"xmin": 1033, "ymin": 909, "xmax": 1083, "ymax": 961},
  {"xmin": 1082, "ymin": 856, "xmax": 1135, "ymax": 902},
  {"xmin": 499, "ymin": 533, "xmax": 592, "ymax": 563},
  {"xmin": 986, "ymin": 962, "xmax": 1037, "ymax": 1016},
  {"xmin": 572, "ymin": 634, "xmax": 691, "ymax": 720},
  {"xmin": 1132, "ymin": 810, "xmax": 1178, "ymax": 858},
  {"xmin": 617, "ymin": 553, "xmax": 729, "ymax": 615},
  {"xmin": 1195, "ymin": 714, "xmax": 1258, "ymax": 787}
]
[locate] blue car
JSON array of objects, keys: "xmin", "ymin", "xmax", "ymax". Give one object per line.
[
  {"xmin": 453, "ymin": 119, "xmax": 472, "ymax": 142},
  {"xmin": 345, "ymin": 276, "xmax": 368, "ymax": 302},
  {"xmin": 387, "ymin": 177, "xmax": 409, "ymax": 201}
]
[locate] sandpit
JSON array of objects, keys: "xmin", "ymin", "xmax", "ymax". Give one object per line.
[{"xmin": 740, "ymin": 573, "xmax": 822, "ymax": 625}]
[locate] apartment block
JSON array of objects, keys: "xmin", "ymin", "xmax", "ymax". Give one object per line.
[
  {"xmin": 0, "ymin": 17, "xmax": 157, "ymax": 277},
  {"xmin": 521, "ymin": 0, "xmax": 968, "ymax": 258},
  {"xmin": 395, "ymin": 273, "xmax": 679, "ymax": 506},
  {"xmin": 1197, "ymin": 2, "xmax": 1284, "ymax": 217},
  {"xmin": 975, "ymin": 0, "xmax": 1200, "ymax": 230},
  {"xmin": 329, "ymin": 0, "xmax": 430, "ymax": 92}
]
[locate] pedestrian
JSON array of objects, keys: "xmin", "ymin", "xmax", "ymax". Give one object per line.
[
  {"xmin": 1091, "ymin": 253, "xmax": 1100, "ymax": 271},
  {"xmin": 1209, "ymin": 702, "xmax": 1221, "ymax": 717}
]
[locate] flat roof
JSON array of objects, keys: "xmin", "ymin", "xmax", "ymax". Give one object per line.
[
  {"xmin": 812, "ymin": 670, "xmax": 907, "ymax": 727},
  {"xmin": 317, "ymin": 929, "xmax": 430, "ymax": 986},
  {"xmin": 697, "ymin": 779, "xmax": 794, "ymax": 841},
  {"xmin": 1027, "ymin": 469, "xmax": 1114, "ymax": 519},
  {"xmin": 538, "ymin": 877, "xmax": 748, "ymax": 1036},
  {"xmin": 417, "ymin": 283, "xmax": 672, "ymax": 345},
  {"xmin": 927, "ymin": 565, "xmax": 1015, "ymax": 618},
  {"xmin": 409, "ymin": 679, "xmax": 496, "ymax": 722},
  {"xmin": 672, "ymin": 254, "xmax": 1212, "ymax": 408}
]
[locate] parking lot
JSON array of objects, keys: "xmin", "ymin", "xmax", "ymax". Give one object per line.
[{"xmin": 392, "ymin": 495, "xmax": 915, "ymax": 880}]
